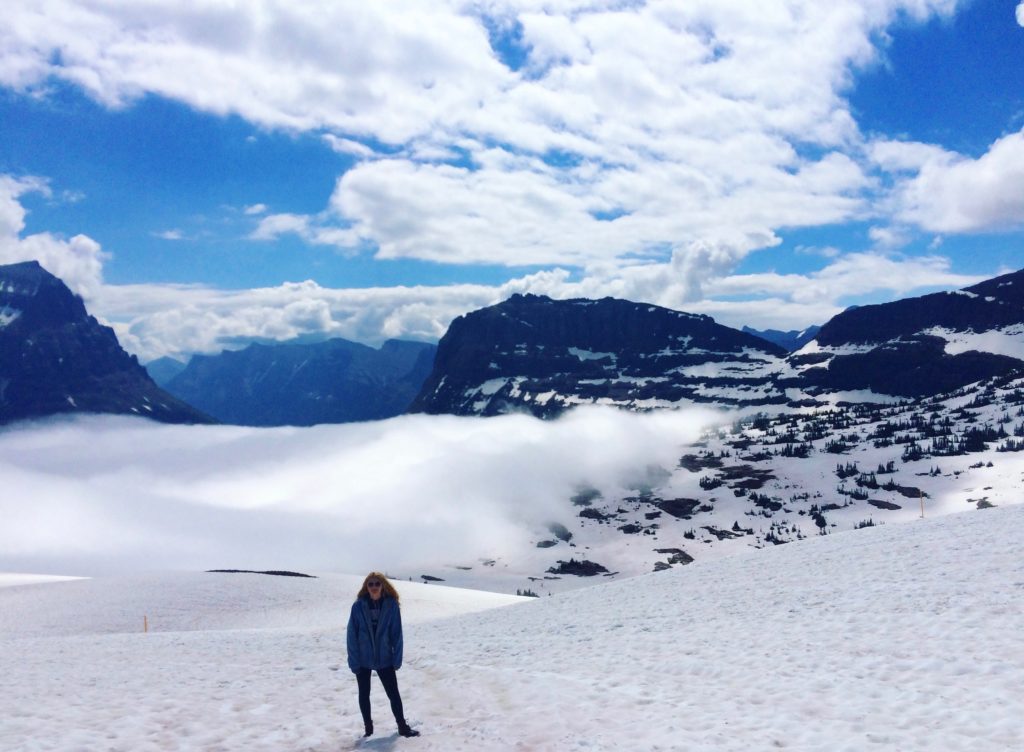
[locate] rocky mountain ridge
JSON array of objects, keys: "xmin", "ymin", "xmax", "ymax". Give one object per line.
[
  {"xmin": 786, "ymin": 268, "xmax": 1024, "ymax": 399},
  {"xmin": 0, "ymin": 261, "xmax": 211, "ymax": 425},
  {"xmin": 413, "ymin": 269, "xmax": 1024, "ymax": 417},
  {"xmin": 411, "ymin": 293, "xmax": 790, "ymax": 416}
]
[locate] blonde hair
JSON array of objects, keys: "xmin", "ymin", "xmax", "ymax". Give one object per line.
[{"xmin": 356, "ymin": 571, "xmax": 400, "ymax": 603}]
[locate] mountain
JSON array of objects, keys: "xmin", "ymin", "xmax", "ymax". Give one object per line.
[
  {"xmin": 742, "ymin": 324, "xmax": 820, "ymax": 352},
  {"xmin": 163, "ymin": 337, "xmax": 436, "ymax": 426},
  {"xmin": 786, "ymin": 268, "xmax": 1024, "ymax": 398},
  {"xmin": 145, "ymin": 356, "xmax": 188, "ymax": 387},
  {"xmin": 410, "ymin": 294, "xmax": 789, "ymax": 417},
  {"xmin": 0, "ymin": 261, "xmax": 212, "ymax": 425}
]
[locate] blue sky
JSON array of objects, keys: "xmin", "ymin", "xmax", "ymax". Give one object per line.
[{"xmin": 1, "ymin": 0, "xmax": 1023, "ymax": 360}]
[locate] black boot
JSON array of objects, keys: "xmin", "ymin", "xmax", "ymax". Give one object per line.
[
  {"xmin": 364, "ymin": 720, "xmax": 374, "ymax": 737},
  {"xmin": 397, "ymin": 721, "xmax": 420, "ymax": 738}
]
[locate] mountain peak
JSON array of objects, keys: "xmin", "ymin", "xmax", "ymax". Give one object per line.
[
  {"xmin": 411, "ymin": 294, "xmax": 788, "ymax": 417},
  {"xmin": 0, "ymin": 259, "xmax": 212, "ymax": 425},
  {"xmin": 0, "ymin": 260, "xmax": 89, "ymax": 329}
]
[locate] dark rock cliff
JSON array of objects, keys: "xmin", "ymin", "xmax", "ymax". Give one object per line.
[
  {"xmin": 0, "ymin": 261, "xmax": 213, "ymax": 425},
  {"xmin": 785, "ymin": 268, "xmax": 1024, "ymax": 398},
  {"xmin": 410, "ymin": 294, "xmax": 788, "ymax": 417}
]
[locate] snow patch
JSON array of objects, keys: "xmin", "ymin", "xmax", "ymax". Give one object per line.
[
  {"xmin": 568, "ymin": 347, "xmax": 615, "ymax": 361},
  {"xmin": 0, "ymin": 573, "xmax": 86, "ymax": 589},
  {"xmin": 476, "ymin": 378, "xmax": 507, "ymax": 397},
  {"xmin": 924, "ymin": 325, "xmax": 1024, "ymax": 361},
  {"xmin": 807, "ymin": 388, "xmax": 904, "ymax": 404}
]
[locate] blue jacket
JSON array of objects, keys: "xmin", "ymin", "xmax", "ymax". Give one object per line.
[{"xmin": 347, "ymin": 595, "xmax": 404, "ymax": 673}]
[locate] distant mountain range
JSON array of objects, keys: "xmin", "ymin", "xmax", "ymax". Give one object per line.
[
  {"xmin": 145, "ymin": 356, "xmax": 188, "ymax": 387},
  {"xmin": 159, "ymin": 338, "xmax": 436, "ymax": 426},
  {"xmin": 412, "ymin": 269, "xmax": 1024, "ymax": 416},
  {"xmin": 4, "ymin": 259, "xmax": 1023, "ymax": 428},
  {"xmin": 0, "ymin": 261, "xmax": 211, "ymax": 425},
  {"xmin": 741, "ymin": 325, "xmax": 820, "ymax": 352}
]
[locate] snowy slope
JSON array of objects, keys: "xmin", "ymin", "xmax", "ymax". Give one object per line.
[
  {"xmin": 3, "ymin": 375, "xmax": 1024, "ymax": 594},
  {"xmin": 2, "ymin": 505, "xmax": 1022, "ymax": 751},
  {"xmin": 0, "ymin": 572, "xmax": 525, "ymax": 637}
]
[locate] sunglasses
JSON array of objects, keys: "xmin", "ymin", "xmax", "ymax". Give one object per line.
[{"xmin": 367, "ymin": 581, "xmax": 382, "ymax": 588}]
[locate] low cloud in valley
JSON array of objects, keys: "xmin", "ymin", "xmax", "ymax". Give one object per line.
[{"xmin": 0, "ymin": 408, "xmax": 716, "ymax": 577}]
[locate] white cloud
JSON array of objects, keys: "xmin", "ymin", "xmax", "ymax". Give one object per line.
[
  {"xmin": 0, "ymin": 170, "xmax": 986, "ymax": 361},
  {"xmin": 153, "ymin": 229, "xmax": 183, "ymax": 240},
  {"xmin": 248, "ymin": 212, "xmax": 311, "ymax": 241},
  {"xmin": 0, "ymin": 1, "xmax": 510, "ymax": 141},
  {"xmin": 683, "ymin": 252, "xmax": 984, "ymax": 330},
  {"xmin": 321, "ymin": 135, "xmax": 377, "ymax": 158},
  {"xmin": 1017, "ymin": 2, "xmax": 1024, "ymax": 27},
  {"xmin": 867, "ymin": 225, "xmax": 911, "ymax": 249},
  {"xmin": 92, "ymin": 278, "xmax": 501, "ymax": 361},
  {"xmin": 0, "ymin": 408, "xmax": 714, "ymax": 575},
  {"xmin": 0, "ymin": 175, "xmax": 106, "ymax": 299},
  {"xmin": 0, "ymin": 0, "xmax": 962, "ymax": 287},
  {"xmin": 877, "ymin": 132, "xmax": 1024, "ymax": 233},
  {"xmin": 3, "ymin": 1, "xmax": 1001, "ymax": 357}
]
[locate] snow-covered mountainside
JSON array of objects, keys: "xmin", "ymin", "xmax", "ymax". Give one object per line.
[
  {"xmin": 412, "ymin": 269, "xmax": 1024, "ymax": 419},
  {"xmin": 2, "ymin": 503, "xmax": 1021, "ymax": 751},
  {"xmin": 411, "ymin": 293, "xmax": 789, "ymax": 416},
  {"xmin": 438, "ymin": 371, "xmax": 1023, "ymax": 591},
  {"xmin": 0, "ymin": 261, "xmax": 212, "ymax": 425},
  {"xmin": 162, "ymin": 338, "xmax": 436, "ymax": 426},
  {"xmin": 785, "ymin": 268, "xmax": 1024, "ymax": 399},
  {"xmin": 4, "ymin": 371, "xmax": 1020, "ymax": 596}
]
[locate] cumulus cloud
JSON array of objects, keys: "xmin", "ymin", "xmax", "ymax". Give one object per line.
[
  {"xmin": 0, "ymin": 409, "xmax": 715, "ymax": 576},
  {"xmin": 0, "ymin": 175, "xmax": 106, "ymax": 299},
  {"xmin": 0, "ymin": 174, "xmax": 977, "ymax": 361},
  {"xmin": 91, "ymin": 278, "xmax": 496, "ymax": 361},
  {"xmin": 3, "ymin": 1, "xmax": 999, "ymax": 357},
  {"xmin": 875, "ymin": 132, "xmax": 1024, "ymax": 233},
  {"xmin": 692, "ymin": 252, "xmax": 984, "ymax": 329},
  {"xmin": 321, "ymin": 135, "xmax": 377, "ymax": 158},
  {"xmin": 0, "ymin": 0, "xmax": 960, "ymax": 292},
  {"xmin": 867, "ymin": 225, "xmax": 911, "ymax": 249},
  {"xmin": 1017, "ymin": 2, "xmax": 1024, "ymax": 27}
]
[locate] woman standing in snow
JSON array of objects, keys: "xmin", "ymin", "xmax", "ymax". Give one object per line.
[{"xmin": 346, "ymin": 572, "xmax": 420, "ymax": 738}]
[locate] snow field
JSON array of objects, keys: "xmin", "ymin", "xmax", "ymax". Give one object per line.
[{"xmin": 2, "ymin": 504, "xmax": 1022, "ymax": 751}]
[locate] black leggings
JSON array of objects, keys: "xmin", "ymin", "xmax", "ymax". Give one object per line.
[{"xmin": 355, "ymin": 667, "xmax": 405, "ymax": 725}]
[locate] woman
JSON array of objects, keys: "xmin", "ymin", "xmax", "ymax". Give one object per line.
[{"xmin": 346, "ymin": 572, "xmax": 420, "ymax": 738}]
